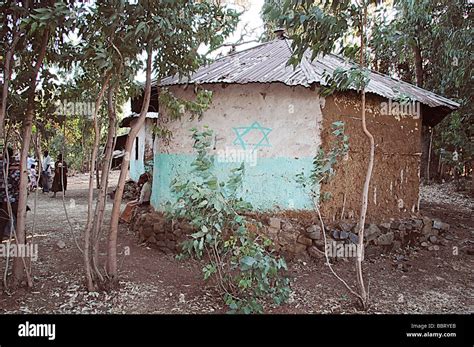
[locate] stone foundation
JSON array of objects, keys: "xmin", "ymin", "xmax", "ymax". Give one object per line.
[
  {"xmin": 262, "ymin": 215, "xmax": 450, "ymax": 260},
  {"xmin": 131, "ymin": 211, "xmax": 450, "ymax": 259},
  {"xmin": 131, "ymin": 210, "xmax": 193, "ymax": 254}
]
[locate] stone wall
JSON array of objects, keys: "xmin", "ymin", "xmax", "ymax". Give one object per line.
[
  {"xmin": 132, "ymin": 210, "xmax": 450, "ymax": 260},
  {"xmin": 263, "ymin": 215, "xmax": 450, "ymax": 260},
  {"xmin": 131, "ymin": 211, "xmax": 192, "ymax": 254}
]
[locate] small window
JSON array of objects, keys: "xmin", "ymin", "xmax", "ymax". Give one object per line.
[{"xmin": 135, "ymin": 138, "xmax": 139, "ymax": 160}]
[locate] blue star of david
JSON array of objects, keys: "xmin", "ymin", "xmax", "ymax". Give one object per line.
[{"xmin": 232, "ymin": 121, "xmax": 272, "ymax": 151}]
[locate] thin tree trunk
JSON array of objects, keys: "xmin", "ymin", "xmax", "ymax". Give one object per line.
[
  {"xmin": 107, "ymin": 46, "xmax": 153, "ymax": 283},
  {"xmin": 426, "ymin": 127, "xmax": 433, "ymax": 183},
  {"xmin": 471, "ymin": 160, "xmax": 474, "ymax": 196},
  {"xmin": 81, "ymin": 123, "xmax": 86, "ymax": 172},
  {"xmin": 32, "ymin": 130, "xmax": 43, "ymax": 166},
  {"xmin": 355, "ymin": 2, "xmax": 371, "ymax": 310},
  {"xmin": 12, "ymin": 29, "xmax": 49, "ymax": 286},
  {"xmin": 83, "ymin": 73, "xmax": 111, "ymax": 291},
  {"xmin": 413, "ymin": 40, "xmax": 431, "ymax": 183},
  {"xmin": 0, "ymin": 20, "xmax": 21, "ymax": 147},
  {"xmin": 91, "ymin": 84, "xmax": 117, "ymax": 282},
  {"xmin": 412, "ymin": 43, "xmax": 424, "ymax": 88},
  {"xmin": 96, "ymin": 154, "xmax": 101, "ymax": 189}
]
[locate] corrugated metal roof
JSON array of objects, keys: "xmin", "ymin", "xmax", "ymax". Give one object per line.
[
  {"xmin": 119, "ymin": 112, "xmax": 158, "ymax": 128},
  {"xmin": 159, "ymin": 39, "xmax": 459, "ymax": 110}
]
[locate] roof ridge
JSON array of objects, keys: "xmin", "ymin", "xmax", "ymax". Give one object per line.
[
  {"xmin": 212, "ymin": 39, "xmax": 275, "ymax": 61},
  {"xmin": 157, "ymin": 40, "xmax": 276, "ymax": 86},
  {"xmin": 326, "ymin": 53, "xmax": 459, "ymax": 107},
  {"xmin": 282, "ymin": 39, "xmax": 312, "ymax": 84}
]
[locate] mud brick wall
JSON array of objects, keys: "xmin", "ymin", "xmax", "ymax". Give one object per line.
[{"xmin": 320, "ymin": 91, "xmax": 422, "ymax": 223}]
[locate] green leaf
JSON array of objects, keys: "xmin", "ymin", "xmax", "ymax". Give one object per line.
[
  {"xmin": 135, "ymin": 21, "xmax": 146, "ymax": 35},
  {"xmin": 240, "ymin": 256, "xmax": 256, "ymax": 269}
]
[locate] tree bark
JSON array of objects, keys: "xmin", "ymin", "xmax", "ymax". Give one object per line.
[
  {"xmin": 426, "ymin": 127, "xmax": 433, "ymax": 183},
  {"xmin": 106, "ymin": 46, "xmax": 153, "ymax": 283},
  {"xmin": 412, "ymin": 43, "xmax": 424, "ymax": 88},
  {"xmin": 471, "ymin": 160, "xmax": 474, "ymax": 196},
  {"xmin": 421, "ymin": 124, "xmax": 430, "ymax": 180},
  {"xmin": 80, "ymin": 122, "xmax": 87, "ymax": 172},
  {"xmin": 413, "ymin": 40, "xmax": 431, "ymax": 183},
  {"xmin": 0, "ymin": 21, "xmax": 21, "ymax": 152},
  {"xmin": 32, "ymin": 129, "xmax": 43, "ymax": 166},
  {"xmin": 91, "ymin": 83, "xmax": 117, "ymax": 283},
  {"xmin": 12, "ymin": 29, "xmax": 49, "ymax": 286},
  {"xmin": 83, "ymin": 73, "xmax": 111, "ymax": 291},
  {"xmin": 96, "ymin": 155, "xmax": 101, "ymax": 190},
  {"xmin": 355, "ymin": 2, "xmax": 371, "ymax": 310}
]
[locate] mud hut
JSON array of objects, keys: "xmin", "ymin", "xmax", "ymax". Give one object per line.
[{"xmin": 129, "ymin": 37, "xmax": 459, "ymax": 221}]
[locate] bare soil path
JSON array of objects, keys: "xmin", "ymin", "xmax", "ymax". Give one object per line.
[{"xmin": 0, "ymin": 174, "xmax": 472, "ymax": 313}]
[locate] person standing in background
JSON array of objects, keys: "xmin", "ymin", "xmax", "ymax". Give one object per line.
[
  {"xmin": 27, "ymin": 153, "xmax": 36, "ymax": 170},
  {"xmin": 51, "ymin": 153, "xmax": 67, "ymax": 198},
  {"xmin": 28, "ymin": 163, "xmax": 38, "ymax": 192},
  {"xmin": 41, "ymin": 150, "xmax": 51, "ymax": 193}
]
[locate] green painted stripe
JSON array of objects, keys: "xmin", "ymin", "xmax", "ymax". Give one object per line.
[{"xmin": 150, "ymin": 153, "xmax": 318, "ymax": 211}]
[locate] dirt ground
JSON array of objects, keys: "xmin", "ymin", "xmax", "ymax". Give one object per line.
[{"xmin": 0, "ymin": 173, "xmax": 472, "ymax": 314}]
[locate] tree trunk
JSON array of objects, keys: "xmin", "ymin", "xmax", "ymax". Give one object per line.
[
  {"xmin": 81, "ymin": 123, "xmax": 87, "ymax": 172},
  {"xmin": 413, "ymin": 41, "xmax": 431, "ymax": 183},
  {"xmin": 421, "ymin": 124, "xmax": 430, "ymax": 180},
  {"xmin": 355, "ymin": 2, "xmax": 371, "ymax": 310},
  {"xmin": 91, "ymin": 84, "xmax": 117, "ymax": 282},
  {"xmin": 83, "ymin": 73, "xmax": 111, "ymax": 291},
  {"xmin": 0, "ymin": 22, "xmax": 21, "ymax": 150},
  {"xmin": 471, "ymin": 160, "xmax": 474, "ymax": 196},
  {"xmin": 32, "ymin": 130, "xmax": 43, "ymax": 166},
  {"xmin": 412, "ymin": 43, "xmax": 424, "ymax": 88},
  {"xmin": 426, "ymin": 127, "xmax": 433, "ymax": 183},
  {"xmin": 96, "ymin": 155, "xmax": 101, "ymax": 190},
  {"xmin": 106, "ymin": 46, "xmax": 153, "ymax": 283},
  {"xmin": 12, "ymin": 29, "xmax": 49, "ymax": 287}
]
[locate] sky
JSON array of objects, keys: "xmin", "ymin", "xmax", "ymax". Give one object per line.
[
  {"xmin": 134, "ymin": 0, "xmax": 265, "ymax": 83},
  {"xmin": 212, "ymin": 0, "xmax": 265, "ymax": 56}
]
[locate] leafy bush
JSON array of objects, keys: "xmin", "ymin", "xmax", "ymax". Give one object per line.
[{"xmin": 166, "ymin": 127, "xmax": 290, "ymax": 313}]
